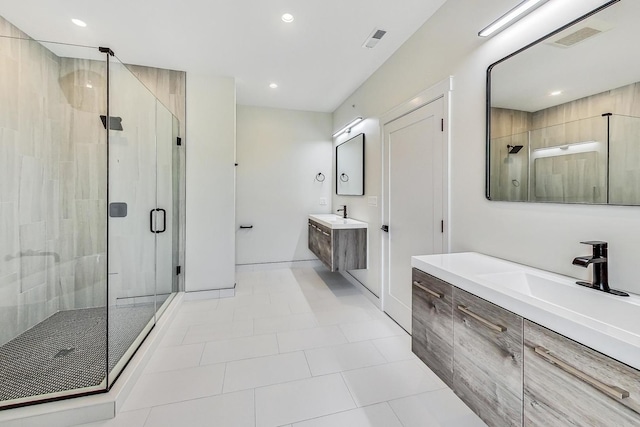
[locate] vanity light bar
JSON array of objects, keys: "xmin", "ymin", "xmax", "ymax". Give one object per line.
[
  {"xmin": 479, "ymin": 0, "xmax": 550, "ymax": 37},
  {"xmin": 332, "ymin": 117, "xmax": 363, "ymax": 138}
]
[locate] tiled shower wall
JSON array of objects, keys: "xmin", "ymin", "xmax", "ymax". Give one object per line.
[
  {"xmin": 0, "ymin": 16, "xmax": 187, "ymax": 346},
  {"xmin": 490, "ymin": 82, "xmax": 640, "ymax": 203}
]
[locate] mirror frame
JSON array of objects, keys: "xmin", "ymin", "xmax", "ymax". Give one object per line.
[
  {"xmin": 336, "ymin": 132, "xmax": 365, "ymax": 196},
  {"xmin": 485, "ymin": 0, "xmax": 620, "ymax": 201}
]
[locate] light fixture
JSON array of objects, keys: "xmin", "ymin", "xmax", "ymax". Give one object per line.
[
  {"xmin": 282, "ymin": 13, "xmax": 294, "ymax": 23},
  {"xmin": 479, "ymin": 0, "xmax": 550, "ymax": 37},
  {"xmin": 332, "ymin": 117, "xmax": 363, "ymax": 138},
  {"xmin": 532, "ymin": 140, "xmax": 599, "ymax": 159},
  {"xmin": 71, "ymin": 18, "xmax": 87, "ymax": 27},
  {"xmin": 550, "ymin": 90, "xmax": 563, "ymax": 96},
  {"xmin": 269, "ymin": 83, "xmax": 278, "ymax": 89}
]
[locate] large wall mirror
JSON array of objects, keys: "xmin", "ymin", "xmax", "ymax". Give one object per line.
[
  {"xmin": 336, "ymin": 133, "xmax": 365, "ymax": 195},
  {"xmin": 486, "ymin": 0, "xmax": 640, "ymax": 205}
]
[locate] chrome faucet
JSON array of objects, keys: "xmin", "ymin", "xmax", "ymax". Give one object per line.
[
  {"xmin": 336, "ymin": 205, "xmax": 347, "ymax": 219},
  {"xmin": 572, "ymin": 241, "xmax": 628, "ymax": 296}
]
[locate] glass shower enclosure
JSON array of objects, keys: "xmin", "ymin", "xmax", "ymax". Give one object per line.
[{"xmin": 0, "ymin": 33, "xmax": 181, "ymax": 409}]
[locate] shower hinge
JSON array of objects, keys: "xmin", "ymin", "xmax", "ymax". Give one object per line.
[
  {"xmin": 441, "ymin": 118, "xmax": 444, "ymax": 132},
  {"xmin": 176, "ymin": 266, "xmax": 182, "ymax": 275},
  {"xmin": 441, "ymin": 220, "xmax": 444, "ymax": 233},
  {"xmin": 177, "ymin": 137, "xmax": 182, "ymax": 146}
]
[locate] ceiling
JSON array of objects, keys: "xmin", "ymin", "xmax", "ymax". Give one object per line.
[
  {"xmin": 0, "ymin": 0, "xmax": 447, "ymax": 113},
  {"xmin": 491, "ymin": 0, "xmax": 640, "ymax": 113}
]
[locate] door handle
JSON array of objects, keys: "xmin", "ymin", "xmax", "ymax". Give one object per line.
[
  {"xmin": 157, "ymin": 208, "xmax": 167, "ymax": 233},
  {"xmin": 150, "ymin": 209, "xmax": 167, "ymax": 233}
]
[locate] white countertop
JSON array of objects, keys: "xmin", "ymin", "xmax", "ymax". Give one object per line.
[
  {"xmin": 412, "ymin": 252, "xmax": 640, "ymax": 370},
  {"xmin": 309, "ymin": 214, "xmax": 368, "ymax": 230}
]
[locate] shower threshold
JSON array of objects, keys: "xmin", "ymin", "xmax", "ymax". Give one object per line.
[{"xmin": 0, "ymin": 304, "xmax": 156, "ymax": 408}]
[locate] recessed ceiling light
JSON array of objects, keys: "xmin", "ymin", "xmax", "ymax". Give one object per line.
[
  {"xmin": 281, "ymin": 13, "xmax": 294, "ymax": 23},
  {"xmin": 71, "ymin": 18, "xmax": 87, "ymax": 27},
  {"xmin": 269, "ymin": 83, "xmax": 278, "ymax": 89},
  {"xmin": 550, "ymin": 90, "xmax": 563, "ymax": 96}
]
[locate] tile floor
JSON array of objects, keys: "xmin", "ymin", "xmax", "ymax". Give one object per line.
[{"xmin": 78, "ymin": 267, "xmax": 486, "ymax": 427}]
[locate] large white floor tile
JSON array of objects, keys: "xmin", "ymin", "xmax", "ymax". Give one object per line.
[
  {"xmin": 171, "ymin": 308, "xmax": 235, "ymax": 327},
  {"xmin": 341, "ymin": 359, "xmax": 446, "ymax": 407},
  {"xmin": 216, "ymin": 293, "xmax": 270, "ymax": 310},
  {"xmin": 339, "ymin": 319, "xmax": 406, "ymax": 342},
  {"xmin": 182, "ymin": 320, "xmax": 253, "ymax": 345},
  {"xmin": 201, "ymin": 334, "xmax": 279, "ymax": 365},
  {"xmin": 277, "ymin": 326, "xmax": 347, "ymax": 353},
  {"xmin": 233, "ymin": 301, "xmax": 292, "ymax": 321},
  {"xmin": 76, "ymin": 409, "xmax": 150, "ymax": 427},
  {"xmin": 144, "ymin": 343, "xmax": 205, "ymax": 374},
  {"xmin": 371, "ymin": 335, "xmax": 416, "ymax": 362},
  {"xmin": 388, "ymin": 389, "xmax": 487, "ymax": 427},
  {"xmin": 223, "ymin": 351, "xmax": 311, "ymax": 393},
  {"xmin": 313, "ymin": 307, "xmax": 375, "ymax": 326},
  {"xmin": 121, "ymin": 364, "xmax": 225, "ymax": 411},
  {"xmin": 142, "ymin": 390, "xmax": 255, "ymax": 427},
  {"xmin": 292, "ymin": 403, "xmax": 403, "ymax": 427},
  {"xmin": 304, "ymin": 341, "xmax": 387, "ymax": 376},
  {"xmin": 255, "ymin": 374, "xmax": 356, "ymax": 427},
  {"xmin": 178, "ymin": 298, "xmax": 220, "ymax": 313},
  {"xmin": 253, "ymin": 312, "xmax": 318, "ymax": 335}
]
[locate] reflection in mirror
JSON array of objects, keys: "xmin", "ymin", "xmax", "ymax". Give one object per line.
[
  {"xmin": 336, "ymin": 133, "xmax": 365, "ymax": 196},
  {"xmin": 487, "ymin": 0, "xmax": 640, "ymax": 205}
]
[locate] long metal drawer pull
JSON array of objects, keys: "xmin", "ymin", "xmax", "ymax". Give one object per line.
[
  {"xmin": 322, "ymin": 231, "xmax": 330, "ymax": 236},
  {"xmin": 457, "ymin": 305, "xmax": 506, "ymax": 332},
  {"xmin": 534, "ymin": 347, "xmax": 630, "ymax": 400},
  {"xmin": 412, "ymin": 281, "xmax": 443, "ymax": 299}
]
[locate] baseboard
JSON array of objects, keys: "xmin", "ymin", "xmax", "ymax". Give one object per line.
[
  {"xmin": 236, "ymin": 259, "xmax": 323, "ymax": 272},
  {"xmin": 184, "ymin": 286, "xmax": 236, "ymax": 301},
  {"xmin": 340, "ymin": 271, "xmax": 381, "ymax": 310}
]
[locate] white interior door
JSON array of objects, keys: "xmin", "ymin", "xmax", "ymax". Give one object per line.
[{"xmin": 383, "ymin": 97, "xmax": 445, "ymax": 331}]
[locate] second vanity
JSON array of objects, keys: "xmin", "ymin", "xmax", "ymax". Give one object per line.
[
  {"xmin": 411, "ymin": 252, "xmax": 640, "ymax": 427},
  {"xmin": 308, "ymin": 214, "xmax": 367, "ymax": 272}
]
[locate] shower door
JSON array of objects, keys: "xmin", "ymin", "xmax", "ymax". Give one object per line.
[{"xmin": 106, "ymin": 58, "xmax": 180, "ymax": 386}]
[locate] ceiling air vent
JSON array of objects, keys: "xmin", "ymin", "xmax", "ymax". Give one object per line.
[
  {"xmin": 362, "ymin": 28, "xmax": 387, "ymax": 49},
  {"xmin": 547, "ymin": 18, "xmax": 613, "ymax": 48},
  {"xmin": 553, "ymin": 27, "xmax": 602, "ymax": 47}
]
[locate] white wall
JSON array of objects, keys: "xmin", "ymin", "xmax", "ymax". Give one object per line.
[
  {"xmin": 185, "ymin": 74, "xmax": 236, "ymax": 291},
  {"xmin": 333, "ymin": 0, "xmax": 640, "ymax": 295},
  {"xmin": 236, "ymin": 105, "xmax": 333, "ymax": 265}
]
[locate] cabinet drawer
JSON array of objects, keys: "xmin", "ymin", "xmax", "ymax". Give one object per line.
[
  {"xmin": 453, "ymin": 288, "xmax": 523, "ymax": 427},
  {"xmin": 411, "ymin": 269, "xmax": 453, "ymax": 388},
  {"xmin": 308, "ymin": 220, "xmax": 332, "ymax": 269},
  {"xmin": 524, "ymin": 320, "xmax": 640, "ymax": 426}
]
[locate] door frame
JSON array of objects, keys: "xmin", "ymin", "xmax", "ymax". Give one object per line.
[{"xmin": 380, "ymin": 77, "xmax": 452, "ymax": 328}]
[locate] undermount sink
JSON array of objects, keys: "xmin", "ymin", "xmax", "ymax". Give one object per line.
[
  {"xmin": 308, "ymin": 214, "xmax": 368, "ymax": 229},
  {"xmin": 476, "ymin": 271, "xmax": 640, "ymax": 334}
]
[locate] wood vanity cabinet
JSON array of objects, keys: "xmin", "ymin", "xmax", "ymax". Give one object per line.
[
  {"xmin": 524, "ymin": 320, "xmax": 640, "ymax": 426},
  {"xmin": 411, "ymin": 268, "xmax": 453, "ymax": 388},
  {"xmin": 452, "ymin": 288, "xmax": 523, "ymax": 427},
  {"xmin": 308, "ymin": 219, "xmax": 366, "ymax": 272}
]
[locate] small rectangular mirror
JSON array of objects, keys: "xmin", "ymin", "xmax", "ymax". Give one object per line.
[
  {"xmin": 336, "ymin": 133, "xmax": 365, "ymax": 196},
  {"xmin": 486, "ymin": 0, "xmax": 640, "ymax": 206}
]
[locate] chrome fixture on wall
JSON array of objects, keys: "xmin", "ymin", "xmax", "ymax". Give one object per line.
[{"xmin": 315, "ymin": 172, "xmax": 325, "ymax": 182}]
